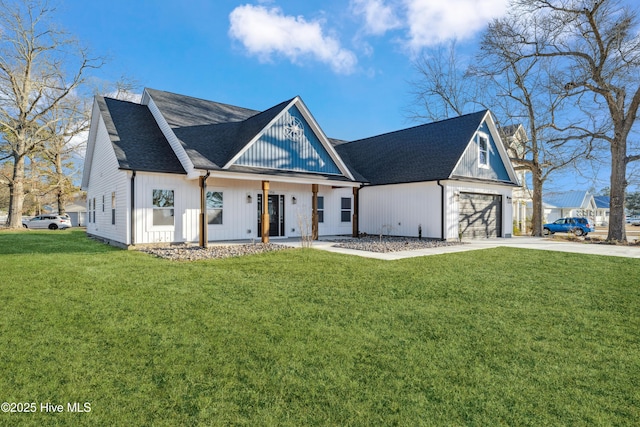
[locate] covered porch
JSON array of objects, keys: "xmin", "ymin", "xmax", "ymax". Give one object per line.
[{"xmin": 196, "ymin": 171, "xmax": 362, "ymax": 247}]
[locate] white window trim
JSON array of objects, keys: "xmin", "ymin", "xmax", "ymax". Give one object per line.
[
  {"xmin": 341, "ymin": 197, "xmax": 352, "ymax": 223},
  {"xmin": 206, "ymin": 190, "xmax": 224, "ymax": 226},
  {"xmin": 317, "ymin": 195, "xmax": 324, "ymax": 224},
  {"xmin": 151, "ymin": 188, "xmax": 176, "ymax": 229},
  {"xmin": 478, "ymin": 132, "xmax": 490, "ymax": 169},
  {"xmin": 111, "ymin": 192, "xmax": 116, "ymax": 226}
]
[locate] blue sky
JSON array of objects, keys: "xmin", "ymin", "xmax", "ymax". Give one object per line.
[{"xmin": 57, "ymin": 0, "xmax": 620, "ymax": 192}]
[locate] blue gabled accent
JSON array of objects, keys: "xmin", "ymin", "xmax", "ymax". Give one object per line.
[
  {"xmin": 234, "ymin": 105, "xmax": 342, "ymax": 175},
  {"xmin": 453, "ymin": 121, "xmax": 511, "ymax": 181}
]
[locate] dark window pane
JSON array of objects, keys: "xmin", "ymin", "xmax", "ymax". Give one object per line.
[
  {"xmin": 341, "ymin": 197, "xmax": 351, "ymax": 210},
  {"xmin": 153, "ymin": 208, "xmax": 174, "ymax": 226},
  {"xmin": 206, "ymin": 191, "xmax": 223, "ymax": 209},
  {"xmin": 207, "ymin": 209, "xmax": 223, "ymax": 225},
  {"xmin": 153, "ymin": 190, "xmax": 174, "ymax": 208},
  {"xmin": 341, "ymin": 210, "xmax": 351, "ymax": 222},
  {"xmin": 317, "ymin": 196, "xmax": 324, "ymax": 210},
  {"xmin": 318, "ymin": 210, "xmax": 324, "ymax": 223}
]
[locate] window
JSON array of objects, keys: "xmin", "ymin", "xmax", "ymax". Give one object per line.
[
  {"xmin": 152, "ymin": 189, "xmax": 174, "ymax": 226},
  {"xmin": 102, "ymin": 195, "xmax": 105, "ymax": 212},
  {"xmin": 206, "ymin": 191, "xmax": 223, "ymax": 224},
  {"xmin": 92, "ymin": 198, "xmax": 96, "ymax": 223},
  {"xmin": 111, "ymin": 192, "xmax": 116, "ymax": 225},
  {"xmin": 317, "ymin": 196, "xmax": 324, "ymax": 223},
  {"xmin": 478, "ymin": 133, "xmax": 489, "ymax": 167},
  {"xmin": 341, "ymin": 197, "xmax": 351, "ymax": 223}
]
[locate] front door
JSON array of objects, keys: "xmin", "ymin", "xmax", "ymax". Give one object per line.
[{"xmin": 258, "ymin": 194, "xmax": 285, "ymax": 237}]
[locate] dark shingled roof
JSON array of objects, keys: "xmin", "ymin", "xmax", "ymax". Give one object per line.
[
  {"xmin": 335, "ymin": 110, "xmax": 489, "ymax": 185},
  {"xmin": 96, "ymin": 90, "xmax": 502, "ymax": 186},
  {"xmin": 97, "ymin": 96, "xmax": 184, "ymax": 174},
  {"xmin": 145, "ymin": 88, "xmax": 293, "ymax": 170}
]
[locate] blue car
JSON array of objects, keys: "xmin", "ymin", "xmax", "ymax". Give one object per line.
[{"xmin": 543, "ymin": 217, "xmax": 595, "ymax": 237}]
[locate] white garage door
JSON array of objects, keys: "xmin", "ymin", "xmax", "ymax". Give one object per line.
[{"xmin": 459, "ymin": 193, "xmax": 502, "ymax": 238}]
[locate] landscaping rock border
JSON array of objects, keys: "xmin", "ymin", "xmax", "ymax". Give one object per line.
[
  {"xmin": 140, "ymin": 243, "xmax": 294, "ymax": 261},
  {"xmin": 330, "ymin": 236, "xmax": 466, "ymax": 253}
]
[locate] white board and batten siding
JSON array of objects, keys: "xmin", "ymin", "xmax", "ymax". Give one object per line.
[
  {"xmin": 134, "ymin": 172, "xmax": 198, "ymax": 244},
  {"xmin": 85, "ymin": 115, "xmax": 130, "ymax": 245},
  {"xmin": 359, "ymin": 181, "xmax": 514, "ymax": 240},
  {"xmin": 316, "ymin": 187, "xmax": 354, "ymax": 237},
  {"xmin": 359, "ymin": 182, "xmax": 442, "ymax": 239}
]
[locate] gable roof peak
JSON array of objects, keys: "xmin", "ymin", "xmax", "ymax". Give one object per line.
[{"xmin": 334, "ymin": 109, "xmax": 500, "ymax": 185}]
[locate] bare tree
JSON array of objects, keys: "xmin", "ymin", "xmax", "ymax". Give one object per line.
[
  {"xmin": 408, "ymin": 41, "xmax": 483, "ymax": 122},
  {"xmin": 39, "ymin": 94, "xmax": 90, "ymax": 214},
  {"xmin": 472, "ymin": 12, "xmax": 595, "ymax": 236},
  {"xmin": 512, "ymin": 0, "xmax": 640, "ymax": 242},
  {"xmin": 0, "ymin": 0, "xmax": 102, "ymax": 228},
  {"xmin": 408, "ymin": 35, "xmax": 589, "ymax": 236}
]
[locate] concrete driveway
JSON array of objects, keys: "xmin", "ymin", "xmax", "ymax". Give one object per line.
[{"xmin": 293, "ymin": 235, "xmax": 640, "ymax": 260}]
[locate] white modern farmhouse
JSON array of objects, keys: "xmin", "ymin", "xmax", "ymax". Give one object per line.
[{"xmin": 81, "ymin": 88, "xmax": 519, "ymax": 247}]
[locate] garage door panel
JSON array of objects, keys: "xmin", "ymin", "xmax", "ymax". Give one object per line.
[{"xmin": 459, "ymin": 193, "xmax": 502, "ymax": 238}]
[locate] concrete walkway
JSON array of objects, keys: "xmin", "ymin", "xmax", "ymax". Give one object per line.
[{"xmin": 276, "ymin": 236, "xmax": 640, "ymax": 260}]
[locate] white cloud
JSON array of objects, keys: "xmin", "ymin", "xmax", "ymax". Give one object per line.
[
  {"xmin": 228, "ymin": 5, "xmax": 357, "ymax": 74},
  {"xmin": 403, "ymin": 0, "xmax": 509, "ymax": 51},
  {"xmin": 351, "ymin": 0, "xmax": 402, "ymax": 35}
]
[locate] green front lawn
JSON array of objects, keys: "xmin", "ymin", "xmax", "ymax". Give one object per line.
[{"xmin": 1, "ymin": 230, "xmax": 638, "ymax": 426}]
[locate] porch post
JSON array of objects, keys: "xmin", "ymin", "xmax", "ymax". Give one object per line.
[
  {"xmin": 312, "ymin": 184, "xmax": 319, "ymax": 240},
  {"xmin": 261, "ymin": 180, "xmax": 270, "ymax": 243},
  {"xmin": 199, "ymin": 175, "xmax": 208, "ymax": 248},
  {"xmin": 352, "ymin": 186, "xmax": 359, "ymax": 237}
]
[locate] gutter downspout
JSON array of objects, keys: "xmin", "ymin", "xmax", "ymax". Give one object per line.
[
  {"xmin": 437, "ymin": 180, "xmax": 445, "ymax": 241},
  {"xmin": 130, "ymin": 171, "xmax": 136, "ymax": 247},
  {"xmin": 353, "ymin": 184, "xmax": 364, "ymax": 238},
  {"xmin": 199, "ymin": 171, "xmax": 211, "ymax": 248}
]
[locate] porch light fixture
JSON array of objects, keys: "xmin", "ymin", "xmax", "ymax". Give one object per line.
[
  {"xmin": 507, "ymin": 196, "xmax": 512, "ymax": 201},
  {"xmin": 292, "ymin": 196, "xmax": 297, "ymax": 204},
  {"xmin": 246, "ymin": 194, "xmax": 252, "ymax": 204}
]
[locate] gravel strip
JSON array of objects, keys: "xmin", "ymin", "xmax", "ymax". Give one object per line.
[
  {"xmin": 330, "ymin": 236, "xmax": 466, "ymax": 253},
  {"xmin": 140, "ymin": 243, "xmax": 293, "ymax": 261},
  {"xmin": 140, "ymin": 237, "xmax": 466, "ymax": 260}
]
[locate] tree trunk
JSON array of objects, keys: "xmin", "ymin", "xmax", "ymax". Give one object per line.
[
  {"xmin": 55, "ymin": 153, "xmax": 65, "ymax": 215},
  {"xmin": 5, "ymin": 182, "xmax": 14, "ymax": 227},
  {"xmin": 531, "ymin": 170, "xmax": 544, "ymax": 236},
  {"xmin": 607, "ymin": 139, "xmax": 627, "ymax": 242},
  {"xmin": 7, "ymin": 154, "xmax": 25, "ymax": 229}
]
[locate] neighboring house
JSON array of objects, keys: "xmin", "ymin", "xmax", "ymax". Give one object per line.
[
  {"xmin": 81, "ymin": 88, "xmax": 520, "ymax": 247},
  {"xmin": 541, "ymin": 191, "xmax": 597, "ymax": 224},
  {"xmin": 499, "ymin": 124, "xmax": 531, "ymax": 234},
  {"xmin": 594, "ymin": 196, "xmax": 610, "ymax": 226},
  {"xmin": 64, "ymin": 194, "xmax": 88, "ymax": 227}
]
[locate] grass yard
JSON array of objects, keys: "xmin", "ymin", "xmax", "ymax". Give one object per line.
[{"xmin": 0, "ymin": 230, "xmax": 638, "ymax": 426}]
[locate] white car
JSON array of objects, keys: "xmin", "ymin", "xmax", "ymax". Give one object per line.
[
  {"xmin": 22, "ymin": 214, "xmax": 72, "ymax": 230},
  {"xmin": 630, "ymin": 216, "xmax": 640, "ymax": 226}
]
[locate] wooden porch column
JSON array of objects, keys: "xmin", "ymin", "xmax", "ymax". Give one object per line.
[
  {"xmin": 352, "ymin": 186, "xmax": 359, "ymax": 238},
  {"xmin": 311, "ymin": 184, "xmax": 319, "ymax": 240},
  {"xmin": 261, "ymin": 180, "xmax": 270, "ymax": 243},
  {"xmin": 199, "ymin": 175, "xmax": 209, "ymax": 248}
]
